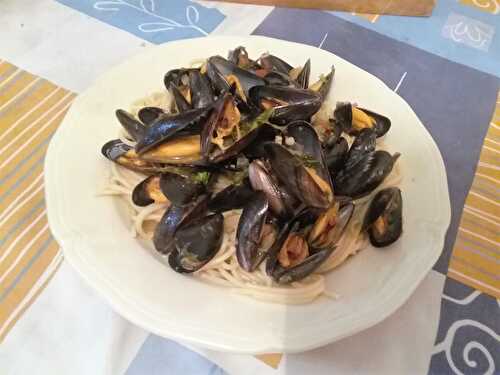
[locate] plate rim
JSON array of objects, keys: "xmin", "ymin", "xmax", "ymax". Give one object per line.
[{"xmin": 45, "ymin": 35, "xmax": 451, "ymax": 354}]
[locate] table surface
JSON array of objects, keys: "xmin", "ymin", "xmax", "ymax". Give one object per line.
[{"xmin": 0, "ymin": 1, "xmax": 499, "ymax": 374}]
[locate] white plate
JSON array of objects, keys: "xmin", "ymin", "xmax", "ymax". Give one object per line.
[{"xmin": 45, "ymin": 36, "xmax": 451, "ymax": 354}]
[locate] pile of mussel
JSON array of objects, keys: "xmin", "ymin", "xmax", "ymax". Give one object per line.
[{"xmin": 101, "ymin": 47, "xmax": 403, "ymax": 284}]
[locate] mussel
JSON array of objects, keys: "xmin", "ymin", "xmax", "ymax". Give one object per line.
[
  {"xmin": 249, "ymin": 86, "xmax": 322, "ymax": 125},
  {"xmin": 135, "ymin": 107, "xmax": 209, "ymax": 153},
  {"xmin": 169, "ymin": 213, "xmax": 224, "ymax": 273},
  {"xmin": 259, "ymin": 53, "xmax": 293, "ymax": 75},
  {"xmin": 101, "ymin": 139, "xmax": 160, "ymax": 174},
  {"xmin": 248, "ymin": 159, "xmax": 297, "ymax": 218},
  {"xmin": 138, "ymin": 107, "xmax": 165, "ymax": 125},
  {"xmin": 308, "ymin": 201, "xmax": 354, "ymax": 249},
  {"xmin": 334, "ymin": 103, "xmax": 391, "ymax": 137},
  {"xmin": 208, "ymin": 177, "xmax": 255, "ymax": 213},
  {"xmin": 159, "ymin": 170, "xmax": 208, "ymax": 206},
  {"xmin": 153, "ymin": 195, "xmax": 208, "ymax": 254},
  {"xmin": 344, "ymin": 128, "xmax": 376, "ymax": 170},
  {"xmin": 362, "ymin": 187, "xmax": 402, "ymax": 247},
  {"xmin": 169, "ymin": 83, "xmax": 192, "ymax": 113},
  {"xmin": 325, "ymin": 137, "xmax": 348, "ymax": 176},
  {"xmin": 189, "ymin": 70, "xmax": 214, "ymax": 109},
  {"xmin": 335, "ymin": 151, "xmax": 400, "ymax": 199},
  {"xmin": 265, "ymin": 209, "xmax": 334, "ymax": 284},
  {"xmin": 208, "ymin": 56, "xmax": 266, "ymax": 97},
  {"xmin": 236, "ymin": 192, "xmax": 278, "ymax": 272},
  {"xmin": 228, "ymin": 46, "xmax": 261, "ymax": 70},
  {"xmin": 116, "ymin": 109, "xmax": 146, "ymax": 142},
  {"xmin": 132, "ymin": 174, "xmax": 168, "ymax": 206}
]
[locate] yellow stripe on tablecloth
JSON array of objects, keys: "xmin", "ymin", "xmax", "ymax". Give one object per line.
[
  {"xmin": 0, "ymin": 253, "xmax": 62, "ymax": 343},
  {"xmin": 255, "ymin": 353, "xmax": 284, "ymax": 369},
  {"xmin": 0, "ymin": 62, "xmax": 73, "ymax": 342},
  {"xmin": 0, "ymin": 84, "xmax": 62, "ymax": 147},
  {"xmin": 0, "ymin": 240, "xmax": 60, "ymax": 338},
  {"xmin": 448, "ymin": 91, "xmax": 500, "ymax": 298}
]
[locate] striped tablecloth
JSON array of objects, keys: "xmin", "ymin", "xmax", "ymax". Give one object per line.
[
  {"xmin": 0, "ymin": 1, "xmax": 499, "ymax": 374},
  {"xmin": 0, "ymin": 62, "xmax": 75, "ymax": 341}
]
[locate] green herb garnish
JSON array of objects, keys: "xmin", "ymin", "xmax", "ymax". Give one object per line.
[{"xmin": 192, "ymin": 171, "xmax": 211, "ymax": 185}]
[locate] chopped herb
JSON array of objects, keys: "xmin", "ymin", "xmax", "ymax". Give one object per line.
[
  {"xmin": 300, "ymin": 154, "xmax": 320, "ymax": 168},
  {"xmin": 240, "ymin": 108, "xmax": 274, "ymax": 135},
  {"xmin": 192, "ymin": 171, "xmax": 211, "ymax": 185}
]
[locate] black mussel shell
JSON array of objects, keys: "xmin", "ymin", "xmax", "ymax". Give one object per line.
[
  {"xmin": 296, "ymin": 59, "xmax": 311, "ymax": 89},
  {"xmin": 243, "ymin": 123, "xmax": 281, "ymax": 160},
  {"xmin": 153, "ymin": 195, "xmax": 209, "ymax": 255},
  {"xmin": 169, "ymin": 213, "xmax": 224, "ymax": 273},
  {"xmin": 208, "ymin": 178, "xmax": 255, "ymax": 213},
  {"xmin": 263, "ymin": 71, "xmax": 297, "ymax": 87},
  {"xmin": 205, "ymin": 60, "xmax": 231, "ymax": 96},
  {"xmin": 189, "ymin": 70, "xmax": 214, "ymax": 109},
  {"xmin": 169, "ymin": 83, "xmax": 192, "ymax": 113},
  {"xmin": 101, "ymin": 139, "xmax": 159, "ymax": 174},
  {"xmin": 259, "ymin": 53, "xmax": 293, "ymax": 75},
  {"xmin": 228, "ymin": 46, "xmax": 260, "ymax": 70},
  {"xmin": 164, "ymin": 68, "xmax": 198, "ymax": 89},
  {"xmin": 362, "ymin": 187, "xmax": 403, "ymax": 247},
  {"xmin": 308, "ymin": 201, "xmax": 354, "ymax": 249},
  {"xmin": 249, "ymin": 86, "xmax": 322, "ymax": 125},
  {"xmin": 335, "ymin": 151, "xmax": 400, "ymax": 198},
  {"xmin": 249, "ymin": 160, "xmax": 297, "ymax": 218},
  {"xmin": 334, "ymin": 103, "xmax": 391, "ymax": 138},
  {"xmin": 309, "ymin": 65, "xmax": 335, "ymax": 100},
  {"xmin": 325, "ymin": 137, "xmax": 348, "ymax": 176},
  {"xmin": 273, "ymin": 247, "xmax": 334, "ymax": 284},
  {"xmin": 116, "ymin": 109, "xmax": 146, "ymax": 142},
  {"xmin": 265, "ymin": 142, "xmax": 333, "ymax": 209},
  {"xmin": 236, "ymin": 192, "xmax": 270, "ymax": 272},
  {"xmin": 132, "ymin": 174, "xmax": 168, "ymax": 206},
  {"xmin": 138, "ymin": 107, "xmax": 165, "ymax": 125},
  {"xmin": 344, "ymin": 128, "xmax": 376, "ymax": 170},
  {"xmin": 159, "ymin": 171, "xmax": 206, "ymax": 206},
  {"xmin": 208, "ymin": 56, "xmax": 266, "ymax": 96},
  {"xmin": 135, "ymin": 107, "xmax": 210, "ymax": 154}
]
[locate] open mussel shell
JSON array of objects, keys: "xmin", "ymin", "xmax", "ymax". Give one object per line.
[
  {"xmin": 335, "ymin": 151, "xmax": 401, "ymax": 198},
  {"xmin": 135, "ymin": 106, "xmax": 210, "ymax": 154},
  {"xmin": 132, "ymin": 174, "xmax": 168, "ymax": 207},
  {"xmin": 153, "ymin": 195, "xmax": 209, "ymax": 255},
  {"xmin": 168, "ymin": 83, "xmax": 192, "ymax": 113},
  {"xmin": 274, "ymin": 247, "xmax": 334, "ymax": 284},
  {"xmin": 169, "ymin": 213, "xmax": 224, "ymax": 273},
  {"xmin": 266, "ymin": 208, "xmax": 333, "ymax": 284},
  {"xmin": 208, "ymin": 178, "xmax": 255, "ymax": 213},
  {"xmin": 249, "ymin": 86, "xmax": 322, "ymax": 125},
  {"xmin": 296, "ymin": 59, "xmax": 311, "ymax": 89},
  {"xmin": 159, "ymin": 171, "xmax": 206, "ymax": 206},
  {"xmin": 101, "ymin": 139, "xmax": 159, "ymax": 174},
  {"xmin": 208, "ymin": 56, "xmax": 266, "ymax": 96},
  {"xmin": 325, "ymin": 137, "xmax": 348, "ymax": 176},
  {"xmin": 344, "ymin": 128, "xmax": 376, "ymax": 170},
  {"xmin": 308, "ymin": 201, "xmax": 354, "ymax": 249},
  {"xmin": 242, "ymin": 123, "xmax": 281, "ymax": 160},
  {"xmin": 263, "ymin": 71, "xmax": 297, "ymax": 87},
  {"xmin": 236, "ymin": 192, "xmax": 274, "ymax": 272},
  {"xmin": 309, "ymin": 65, "xmax": 335, "ymax": 100},
  {"xmin": 334, "ymin": 102, "xmax": 391, "ymax": 138},
  {"xmin": 228, "ymin": 46, "xmax": 261, "ymax": 70},
  {"xmin": 116, "ymin": 109, "xmax": 146, "ymax": 142},
  {"xmin": 163, "ymin": 68, "xmax": 198, "ymax": 89},
  {"xmin": 201, "ymin": 93, "xmax": 261, "ymax": 164},
  {"xmin": 259, "ymin": 53, "xmax": 293, "ymax": 75},
  {"xmin": 362, "ymin": 187, "xmax": 402, "ymax": 247},
  {"xmin": 138, "ymin": 107, "xmax": 165, "ymax": 125},
  {"xmin": 189, "ymin": 70, "xmax": 214, "ymax": 109},
  {"xmin": 249, "ymin": 160, "xmax": 297, "ymax": 218},
  {"xmin": 205, "ymin": 60, "xmax": 231, "ymax": 96},
  {"xmin": 264, "ymin": 142, "xmax": 333, "ymax": 209}
]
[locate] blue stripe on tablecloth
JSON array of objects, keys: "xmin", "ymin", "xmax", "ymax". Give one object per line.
[
  {"xmin": 0, "ymin": 200, "xmax": 45, "ymax": 247},
  {"xmin": 0, "ymin": 237, "xmax": 53, "ymax": 304}
]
